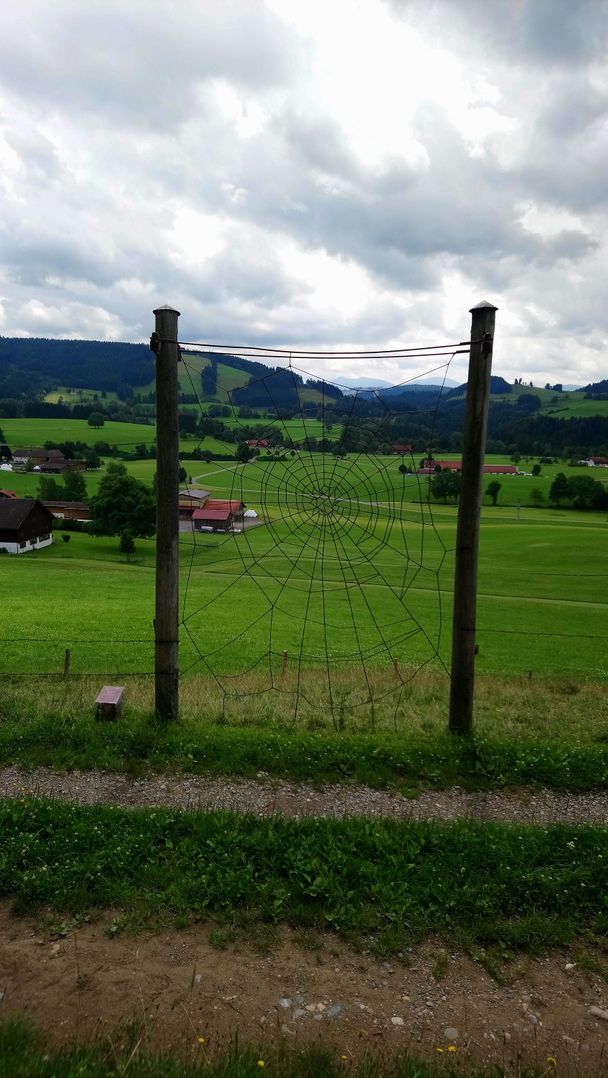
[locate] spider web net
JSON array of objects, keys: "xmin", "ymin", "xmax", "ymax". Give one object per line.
[{"xmin": 178, "ymin": 346, "xmax": 458, "ymax": 728}]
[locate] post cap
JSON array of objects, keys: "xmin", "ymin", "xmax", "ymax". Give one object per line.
[
  {"xmin": 153, "ymin": 304, "xmax": 181, "ymax": 315},
  {"xmin": 470, "ymin": 300, "xmax": 498, "ymax": 312}
]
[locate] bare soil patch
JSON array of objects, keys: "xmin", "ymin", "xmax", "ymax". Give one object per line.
[{"xmin": 1, "ymin": 907, "xmax": 608, "ymax": 1075}]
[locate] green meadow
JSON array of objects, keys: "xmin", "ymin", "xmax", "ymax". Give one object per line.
[
  {"xmin": 1, "ymin": 496, "xmax": 607, "ymax": 685},
  {"xmin": 0, "ymin": 416, "xmax": 156, "ymax": 450}
]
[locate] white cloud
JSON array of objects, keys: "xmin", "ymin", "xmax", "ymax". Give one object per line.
[{"xmin": 0, "ymin": 0, "xmax": 606, "ymax": 387}]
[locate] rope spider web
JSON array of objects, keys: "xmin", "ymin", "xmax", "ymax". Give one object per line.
[{"xmin": 177, "ymin": 342, "xmax": 460, "ymax": 729}]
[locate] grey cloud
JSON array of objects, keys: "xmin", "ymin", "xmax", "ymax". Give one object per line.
[
  {"xmin": 537, "ymin": 78, "xmax": 608, "ymax": 139},
  {"xmin": 1, "ymin": 229, "xmax": 126, "ymax": 289},
  {"xmin": 389, "ymin": 0, "xmax": 608, "ymax": 66},
  {"xmin": 0, "ymin": 1, "xmax": 299, "ymax": 129},
  {"xmin": 4, "ymin": 129, "xmax": 61, "ymax": 179}
]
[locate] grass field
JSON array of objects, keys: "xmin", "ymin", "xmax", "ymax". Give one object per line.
[
  {"xmin": 450, "ymin": 381, "xmax": 608, "ymax": 419},
  {"xmin": 1, "ymin": 497, "xmax": 607, "ymax": 688},
  {"xmin": 0, "ymin": 417, "xmax": 156, "ymax": 451}
]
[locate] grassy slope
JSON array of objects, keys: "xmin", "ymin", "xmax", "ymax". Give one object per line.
[
  {"xmin": 1, "ymin": 506, "xmax": 607, "ymax": 681},
  {"xmin": 1, "ymin": 416, "xmax": 156, "ymax": 450},
  {"xmin": 450, "ymin": 382, "xmax": 608, "ymax": 418}
]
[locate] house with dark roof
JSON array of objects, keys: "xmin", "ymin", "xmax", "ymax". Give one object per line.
[
  {"xmin": 0, "ymin": 499, "xmax": 54, "ymax": 555},
  {"xmin": 178, "ymin": 489, "xmax": 211, "ymax": 521},
  {"xmin": 418, "ymin": 460, "xmax": 518, "ymax": 476},
  {"xmin": 11, "ymin": 448, "xmax": 85, "ymax": 473},
  {"xmin": 582, "ymin": 456, "xmax": 608, "ymax": 468},
  {"xmin": 42, "ymin": 500, "xmax": 90, "ymax": 521}
]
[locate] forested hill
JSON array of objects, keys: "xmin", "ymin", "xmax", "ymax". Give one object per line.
[
  {"xmin": 0, "ymin": 337, "xmax": 153, "ymax": 395},
  {"xmin": 0, "ymin": 337, "xmax": 342, "ymax": 404}
]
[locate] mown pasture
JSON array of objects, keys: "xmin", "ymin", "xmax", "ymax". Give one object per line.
[{"xmin": 1, "ymin": 496, "xmax": 607, "ymax": 688}]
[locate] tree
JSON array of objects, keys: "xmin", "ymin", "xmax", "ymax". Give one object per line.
[
  {"xmin": 532, "ymin": 463, "xmax": 541, "ymax": 476},
  {"xmin": 431, "ymin": 470, "xmax": 461, "ymax": 504},
  {"xmin": 566, "ymin": 475, "xmax": 603, "ymax": 509},
  {"xmin": 486, "ymin": 480, "xmax": 501, "ymax": 506},
  {"xmin": 63, "ymin": 470, "xmax": 87, "ymax": 502},
  {"xmin": 235, "ymin": 442, "xmax": 256, "ymax": 464},
  {"xmin": 517, "ymin": 393, "xmax": 541, "ymax": 414},
  {"xmin": 38, "ymin": 475, "xmax": 63, "ymax": 500},
  {"xmin": 88, "ymin": 465, "xmax": 155, "ymax": 541},
  {"xmin": 84, "ymin": 448, "xmax": 101, "ymax": 470},
  {"xmin": 88, "ymin": 411, "xmax": 105, "ymax": 429},
  {"xmin": 119, "ymin": 529, "xmax": 136, "ymax": 561},
  {"xmin": 549, "ymin": 472, "xmax": 569, "ymax": 504},
  {"xmin": 179, "ymin": 412, "xmax": 198, "ymax": 435}
]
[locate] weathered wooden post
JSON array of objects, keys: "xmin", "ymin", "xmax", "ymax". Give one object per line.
[
  {"xmin": 152, "ymin": 305, "xmax": 180, "ymax": 721},
  {"xmin": 448, "ymin": 301, "xmax": 497, "ymax": 735}
]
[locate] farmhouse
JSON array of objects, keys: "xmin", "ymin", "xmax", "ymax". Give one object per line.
[
  {"xmin": 192, "ymin": 499, "xmax": 244, "ymax": 533},
  {"xmin": 178, "ymin": 489, "xmax": 210, "ymax": 521},
  {"xmin": 582, "ymin": 456, "xmax": 608, "ymax": 468},
  {"xmin": 246, "ymin": 439, "xmax": 269, "ymax": 449},
  {"xmin": 0, "ymin": 498, "xmax": 54, "ymax": 554},
  {"xmin": 391, "ymin": 444, "xmax": 412, "ymax": 454},
  {"xmin": 418, "ymin": 459, "xmax": 518, "ymax": 475},
  {"xmin": 0, "ymin": 489, "xmax": 17, "ymax": 499},
  {"xmin": 12, "ymin": 448, "xmax": 86, "ymax": 473},
  {"xmin": 42, "ymin": 500, "xmax": 91, "ymax": 522}
]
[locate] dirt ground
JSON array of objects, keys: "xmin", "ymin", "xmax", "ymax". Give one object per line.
[{"xmin": 1, "ymin": 905, "xmax": 607, "ymax": 1075}]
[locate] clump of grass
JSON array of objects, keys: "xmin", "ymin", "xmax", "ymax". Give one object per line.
[
  {"xmin": 0, "ymin": 1014, "xmax": 570, "ymax": 1076},
  {"xmin": 1, "ymin": 797, "xmax": 607, "ymax": 957},
  {"xmin": 1, "ymin": 669, "xmax": 608, "ymax": 791}
]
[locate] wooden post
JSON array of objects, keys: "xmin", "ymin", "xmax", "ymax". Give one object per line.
[
  {"xmin": 63, "ymin": 648, "xmax": 71, "ymax": 680},
  {"xmin": 153, "ymin": 305, "xmax": 180, "ymax": 721},
  {"xmin": 448, "ymin": 301, "xmax": 497, "ymax": 735},
  {"xmin": 281, "ymin": 650, "xmax": 288, "ymax": 677}
]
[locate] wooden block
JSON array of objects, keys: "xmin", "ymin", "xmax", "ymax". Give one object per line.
[{"xmin": 95, "ymin": 685, "xmax": 124, "ymax": 722}]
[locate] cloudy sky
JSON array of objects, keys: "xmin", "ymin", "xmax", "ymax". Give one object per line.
[{"xmin": 0, "ymin": 0, "xmax": 607, "ymax": 386}]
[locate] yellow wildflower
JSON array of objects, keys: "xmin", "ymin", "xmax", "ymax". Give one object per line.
[
  {"xmin": 257, "ymin": 1062, "xmax": 265, "ymax": 1069},
  {"xmin": 197, "ymin": 1036, "xmax": 205, "ymax": 1045},
  {"xmin": 547, "ymin": 1058, "xmax": 557, "ymax": 1067},
  {"xmin": 447, "ymin": 1045, "xmax": 457, "ymax": 1052}
]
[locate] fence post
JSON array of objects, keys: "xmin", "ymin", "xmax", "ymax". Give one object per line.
[
  {"xmin": 448, "ymin": 301, "xmax": 497, "ymax": 735},
  {"xmin": 152, "ymin": 305, "xmax": 180, "ymax": 721}
]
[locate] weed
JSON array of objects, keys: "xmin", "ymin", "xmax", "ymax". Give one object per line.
[
  {"xmin": 0, "ymin": 1014, "xmax": 573, "ymax": 1076},
  {"xmin": 431, "ymin": 952, "xmax": 448, "ymax": 981}
]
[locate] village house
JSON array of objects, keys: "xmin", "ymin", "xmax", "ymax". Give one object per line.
[
  {"xmin": 0, "ymin": 498, "xmax": 54, "ymax": 554},
  {"xmin": 246, "ymin": 438, "xmax": 269, "ymax": 449},
  {"xmin": 192, "ymin": 499, "xmax": 244, "ymax": 533},
  {"xmin": 581, "ymin": 456, "xmax": 608, "ymax": 468},
  {"xmin": 418, "ymin": 459, "xmax": 518, "ymax": 476},
  {"xmin": 0, "ymin": 489, "xmax": 17, "ymax": 499},
  {"xmin": 391, "ymin": 444, "xmax": 412, "ymax": 454},
  {"xmin": 178, "ymin": 489, "xmax": 211, "ymax": 521},
  {"xmin": 42, "ymin": 500, "xmax": 91, "ymax": 522},
  {"xmin": 12, "ymin": 448, "xmax": 86, "ymax": 473}
]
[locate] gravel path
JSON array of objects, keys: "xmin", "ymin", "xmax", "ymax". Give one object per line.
[{"xmin": 1, "ymin": 765, "xmax": 608, "ymax": 826}]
